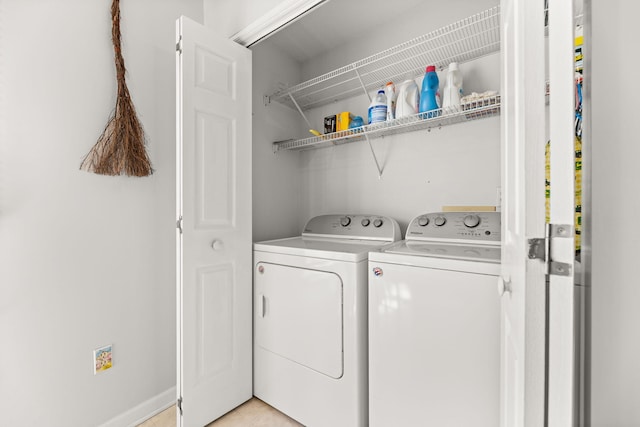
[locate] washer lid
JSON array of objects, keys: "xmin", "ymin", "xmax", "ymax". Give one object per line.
[
  {"xmin": 382, "ymin": 240, "xmax": 501, "ymax": 264},
  {"xmin": 254, "ymin": 236, "xmax": 393, "ymax": 262}
]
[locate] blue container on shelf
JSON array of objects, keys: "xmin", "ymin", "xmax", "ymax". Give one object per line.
[
  {"xmin": 349, "ymin": 116, "xmax": 364, "ymax": 132},
  {"xmin": 419, "ymin": 65, "xmax": 440, "ymax": 119}
]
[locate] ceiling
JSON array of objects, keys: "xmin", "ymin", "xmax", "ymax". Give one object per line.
[{"xmin": 256, "ymin": 0, "xmax": 428, "ymax": 63}]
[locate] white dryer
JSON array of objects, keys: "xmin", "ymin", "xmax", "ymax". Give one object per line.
[
  {"xmin": 253, "ymin": 214, "xmax": 400, "ymax": 427},
  {"xmin": 368, "ymin": 211, "xmax": 501, "ymax": 427}
]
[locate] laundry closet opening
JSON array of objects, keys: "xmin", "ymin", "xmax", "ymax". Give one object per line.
[{"xmin": 247, "ymin": 1, "xmax": 502, "ymax": 426}]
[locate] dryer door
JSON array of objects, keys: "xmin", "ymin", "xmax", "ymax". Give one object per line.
[{"xmin": 255, "ymin": 262, "xmax": 343, "ymax": 379}]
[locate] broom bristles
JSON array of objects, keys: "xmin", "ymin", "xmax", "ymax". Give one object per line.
[{"xmin": 80, "ymin": 0, "xmax": 153, "ymax": 177}]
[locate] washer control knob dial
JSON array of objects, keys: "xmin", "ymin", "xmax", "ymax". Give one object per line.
[
  {"xmin": 463, "ymin": 214, "xmax": 481, "ymax": 228},
  {"xmin": 373, "ymin": 219, "xmax": 384, "ymax": 228},
  {"xmin": 434, "ymin": 216, "xmax": 447, "ymax": 227},
  {"xmin": 361, "ymin": 219, "xmax": 371, "ymax": 227},
  {"xmin": 340, "ymin": 216, "xmax": 351, "ymax": 227},
  {"xmin": 418, "ymin": 217, "xmax": 429, "ymax": 227}
]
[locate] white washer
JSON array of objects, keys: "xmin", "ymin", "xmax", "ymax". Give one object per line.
[
  {"xmin": 253, "ymin": 214, "xmax": 400, "ymax": 427},
  {"xmin": 368, "ymin": 211, "xmax": 501, "ymax": 427}
]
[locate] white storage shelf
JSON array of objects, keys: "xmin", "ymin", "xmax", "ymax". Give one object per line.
[
  {"xmin": 273, "ymin": 95, "xmax": 501, "ymax": 152},
  {"xmin": 268, "ymin": 6, "xmax": 501, "ymax": 155}
]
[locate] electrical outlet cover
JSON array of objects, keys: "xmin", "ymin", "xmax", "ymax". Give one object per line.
[{"xmin": 94, "ymin": 344, "xmax": 113, "ymax": 374}]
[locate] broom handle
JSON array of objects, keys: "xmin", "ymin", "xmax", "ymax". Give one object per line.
[{"xmin": 111, "ymin": 0, "xmax": 126, "ymax": 84}]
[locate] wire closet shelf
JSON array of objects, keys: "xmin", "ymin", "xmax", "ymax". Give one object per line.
[
  {"xmin": 274, "ymin": 95, "xmax": 501, "ymax": 152},
  {"xmin": 267, "ymin": 6, "xmax": 501, "ymax": 112}
]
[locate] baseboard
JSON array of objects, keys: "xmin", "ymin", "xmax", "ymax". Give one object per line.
[{"xmin": 98, "ymin": 387, "xmax": 176, "ymax": 427}]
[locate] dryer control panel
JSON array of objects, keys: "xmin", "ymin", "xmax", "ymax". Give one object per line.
[
  {"xmin": 302, "ymin": 214, "xmax": 401, "ymax": 242},
  {"xmin": 406, "ymin": 212, "xmax": 501, "ymax": 244}
]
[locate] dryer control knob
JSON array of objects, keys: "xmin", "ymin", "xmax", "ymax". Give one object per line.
[
  {"xmin": 463, "ymin": 214, "xmax": 481, "ymax": 228},
  {"xmin": 373, "ymin": 219, "xmax": 384, "ymax": 228},
  {"xmin": 340, "ymin": 216, "xmax": 351, "ymax": 227},
  {"xmin": 434, "ymin": 216, "xmax": 447, "ymax": 226},
  {"xmin": 361, "ymin": 219, "xmax": 371, "ymax": 227},
  {"xmin": 418, "ymin": 217, "xmax": 429, "ymax": 227}
]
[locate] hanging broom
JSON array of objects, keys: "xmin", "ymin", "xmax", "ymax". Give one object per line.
[{"xmin": 80, "ymin": 0, "xmax": 153, "ymax": 177}]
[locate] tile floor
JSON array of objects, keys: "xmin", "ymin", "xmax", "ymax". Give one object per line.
[{"xmin": 137, "ymin": 397, "xmax": 303, "ymax": 427}]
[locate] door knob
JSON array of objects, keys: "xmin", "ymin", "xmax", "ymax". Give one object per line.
[
  {"xmin": 211, "ymin": 239, "xmax": 224, "ymax": 251},
  {"xmin": 497, "ymin": 276, "xmax": 511, "ymax": 297}
]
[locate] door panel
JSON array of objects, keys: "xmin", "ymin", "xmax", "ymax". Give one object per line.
[
  {"xmin": 196, "ymin": 265, "xmax": 234, "ymax": 378},
  {"xmin": 195, "ymin": 47, "xmax": 236, "ymax": 96},
  {"xmin": 176, "ymin": 15, "xmax": 252, "ymax": 427},
  {"xmin": 195, "ymin": 111, "xmax": 234, "ymax": 228}
]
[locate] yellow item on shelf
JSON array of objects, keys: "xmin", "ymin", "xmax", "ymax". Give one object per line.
[{"xmin": 336, "ymin": 112, "xmax": 355, "ymax": 132}]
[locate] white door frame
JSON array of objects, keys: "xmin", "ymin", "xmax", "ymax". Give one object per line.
[{"xmin": 547, "ymin": 0, "xmax": 579, "ymax": 425}]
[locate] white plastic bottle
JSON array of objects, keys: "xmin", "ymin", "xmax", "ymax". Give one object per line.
[
  {"xmin": 395, "ymin": 79, "xmax": 419, "ymax": 118},
  {"xmin": 442, "ymin": 62, "xmax": 463, "ymax": 110},
  {"xmin": 368, "ymin": 90, "xmax": 388, "ymax": 124},
  {"xmin": 384, "ymin": 82, "xmax": 396, "ymax": 120}
]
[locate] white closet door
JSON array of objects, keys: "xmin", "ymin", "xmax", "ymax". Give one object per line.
[
  {"xmin": 176, "ymin": 16, "xmax": 252, "ymax": 427},
  {"xmin": 499, "ymin": 0, "xmax": 547, "ymax": 426}
]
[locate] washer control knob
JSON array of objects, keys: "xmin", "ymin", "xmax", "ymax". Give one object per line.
[
  {"xmin": 361, "ymin": 219, "xmax": 371, "ymax": 227},
  {"xmin": 373, "ymin": 219, "xmax": 384, "ymax": 228},
  {"xmin": 434, "ymin": 216, "xmax": 447, "ymax": 227},
  {"xmin": 418, "ymin": 217, "xmax": 429, "ymax": 227},
  {"xmin": 340, "ymin": 216, "xmax": 351, "ymax": 227},
  {"xmin": 463, "ymin": 214, "xmax": 481, "ymax": 228}
]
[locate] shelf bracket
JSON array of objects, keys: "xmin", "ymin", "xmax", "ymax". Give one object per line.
[
  {"xmin": 354, "ymin": 68, "xmax": 372, "ymax": 103},
  {"xmin": 288, "ymin": 93, "xmax": 315, "ymax": 132},
  {"xmin": 354, "ymin": 68, "xmax": 382, "ymax": 177},
  {"xmin": 363, "ymin": 132, "xmax": 383, "ymax": 178}
]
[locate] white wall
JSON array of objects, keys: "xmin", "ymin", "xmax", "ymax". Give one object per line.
[
  {"xmin": 0, "ymin": 1, "xmax": 202, "ymax": 426},
  {"xmin": 298, "ymin": 112, "xmax": 500, "ymax": 230},
  {"xmin": 251, "ymin": 42, "xmax": 306, "ymax": 242},
  {"xmin": 590, "ymin": 1, "xmax": 640, "ymax": 425}
]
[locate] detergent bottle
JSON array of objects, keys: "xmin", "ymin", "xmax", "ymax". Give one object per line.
[
  {"xmin": 395, "ymin": 79, "xmax": 420, "ymax": 118},
  {"xmin": 384, "ymin": 82, "xmax": 396, "ymax": 120},
  {"xmin": 419, "ymin": 65, "xmax": 440, "ymax": 118},
  {"xmin": 442, "ymin": 62, "xmax": 463, "ymax": 110},
  {"xmin": 368, "ymin": 90, "xmax": 388, "ymax": 124}
]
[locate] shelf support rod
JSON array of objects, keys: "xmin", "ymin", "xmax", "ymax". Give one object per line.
[
  {"xmin": 363, "ymin": 132, "xmax": 383, "ymax": 178},
  {"xmin": 354, "ymin": 68, "xmax": 372, "ymax": 102},
  {"xmin": 355, "ymin": 68, "xmax": 381, "ymax": 177},
  {"xmin": 288, "ymin": 93, "xmax": 315, "ymax": 131}
]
